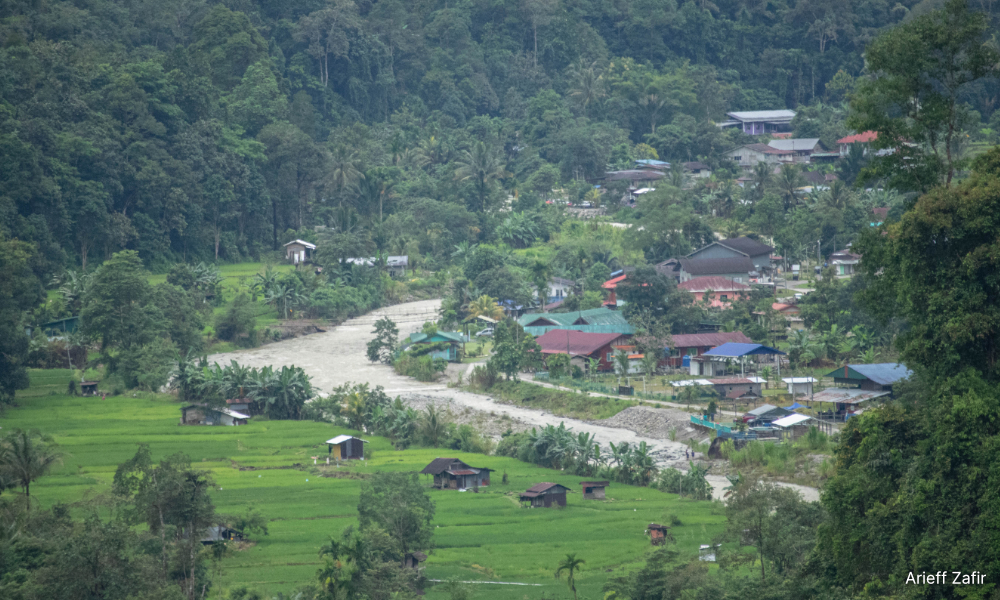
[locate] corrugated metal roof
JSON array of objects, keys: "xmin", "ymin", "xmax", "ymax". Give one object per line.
[
  {"xmin": 420, "ymin": 458, "xmax": 468, "ymax": 475},
  {"xmin": 536, "ymin": 330, "xmax": 626, "ymax": 356},
  {"xmin": 669, "ymin": 331, "xmax": 752, "ymax": 349},
  {"xmin": 678, "ymin": 276, "xmax": 750, "ymax": 293},
  {"xmin": 326, "ymin": 435, "xmax": 368, "ymax": 445},
  {"xmin": 703, "ymin": 343, "xmax": 786, "ymax": 357},
  {"xmin": 826, "ymin": 363, "xmax": 912, "ymax": 385},
  {"xmin": 525, "ymin": 482, "xmax": 569, "ymax": 494},
  {"xmin": 781, "ymin": 377, "xmax": 817, "ymax": 383},
  {"xmin": 726, "ymin": 110, "xmax": 796, "ymax": 122},
  {"xmin": 284, "ymin": 239, "xmax": 316, "ymax": 249},
  {"xmin": 604, "ymin": 170, "xmax": 665, "ymax": 181},
  {"xmin": 746, "ymin": 404, "xmax": 791, "ymax": 416},
  {"xmin": 524, "ymin": 324, "xmax": 635, "ymax": 336},
  {"xmin": 708, "ymin": 377, "xmax": 753, "ymax": 385},
  {"xmin": 679, "ymin": 257, "xmax": 756, "ymax": 276},
  {"xmin": 772, "ymin": 414, "xmax": 812, "ymax": 428},
  {"xmin": 717, "ymin": 237, "xmax": 774, "ymax": 257},
  {"xmin": 811, "ymin": 388, "xmax": 891, "ymax": 405},
  {"xmin": 519, "ymin": 307, "xmax": 629, "ymax": 328},
  {"xmin": 767, "ymin": 139, "xmax": 821, "ymax": 152},
  {"xmin": 408, "ymin": 331, "xmax": 467, "ymax": 344}
]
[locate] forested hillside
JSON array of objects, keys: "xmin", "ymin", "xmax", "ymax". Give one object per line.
[{"xmin": 3, "ymin": 0, "xmax": 995, "ymax": 277}]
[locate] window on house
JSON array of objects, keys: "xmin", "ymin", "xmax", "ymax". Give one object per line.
[
  {"xmin": 721, "ymin": 294, "xmax": 728, "ymax": 301},
  {"xmin": 670, "ymin": 349, "xmax": 680, "ymax": 357},
  {"xmin": 686, "ymin": 348, "xmax": 697, "ymax": 356},
  {"xmin": 607, "ymin": 352, "xmax": 613, "ymax": 362}
]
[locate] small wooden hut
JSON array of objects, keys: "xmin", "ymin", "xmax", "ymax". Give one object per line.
[
  {"xmin": 519, "ymin": 483, "xmax": 569, "ymax": 508},
  {"xmin": 580, "ymin": 481, "xmax": 609, "ymax": 499},
  {"xmin": 326, "ymin": 435, "xmax": 368, "ymax": 460},
  {"xmin": 647, "ymin": 523, "xmax": 670, "ymax": 546}
]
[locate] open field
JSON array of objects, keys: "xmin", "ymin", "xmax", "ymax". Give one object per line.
[{"xmin": 8, "ymin": 369, "xmax": 727, "ymax": 599}]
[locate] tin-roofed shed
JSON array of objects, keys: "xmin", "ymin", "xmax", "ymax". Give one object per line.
[
  {"xmin": 326, "ymin": 435, "xmax": 368, "ymax": 460},
  {"xmin": 825, "ymin": 363, "xmax": 912, "ymax": 392},
  {"xmin": 520, "ymin": 483, "xmax": 570, "ymax": 508},
  {"xmin": 420, "ymin": 458, "xmax": 492, "ymax": 489}
]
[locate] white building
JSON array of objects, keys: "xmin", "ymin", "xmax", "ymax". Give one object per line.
[{"xmin": 782, "ymin": 377, "xmax": 816, "ymax": 397}]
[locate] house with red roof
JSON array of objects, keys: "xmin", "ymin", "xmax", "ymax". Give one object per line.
[
  {"xmin": 678, "ymin": 276, "xmax": 751, "ymax": 307},
  {"xmin": 601, "ymin": 273, "xmax": 628, "ymax": 307},
  {"xmin": 837, "ymin": 131, "xmax": 878, "ymax": 156},
  {"xmin": 535, "ymin": 329, "xmax": 631, "ymax": 372}
]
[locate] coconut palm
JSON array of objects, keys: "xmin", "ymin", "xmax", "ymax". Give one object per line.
[
  {"xmin": 760, "ymin": 365, "xmax": 773, "ymax": 389},
  {"xmin": 328, "ymin": 146, "xmax": 364, "ymax": 198},
  {"xmin": 776, "ymin": 164, "xmax": 806, "ymax": 210},
  {"xmin": 567, "ymin": 60, "xmax": 606, "ymax": 116},
  {"xmin": 466, "ymin": 295, "xmax": 505, "ymax": 321},
  {"xmin": 555, "ymin": 553, "xmax": 586, "ymax": 600},
  {"xmin": 614, "ymin": 348, "xmax": 632, "ymax": 382},
  {"xmin": 1, "ymin": 430, "xmax": 62, "ymax": 511},
  {"xmin": 455, "ymin": 141, "xmax": 507, "ymax": 212}
]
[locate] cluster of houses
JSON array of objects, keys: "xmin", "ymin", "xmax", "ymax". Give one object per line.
[{"xmin": 282, "ymin": 239, "xmax": 409, "ymax": 278}]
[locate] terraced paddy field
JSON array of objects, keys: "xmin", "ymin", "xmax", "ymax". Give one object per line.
[{"xmin": 9, "ymin": 370, "xmax": 727, "ymax": 599}]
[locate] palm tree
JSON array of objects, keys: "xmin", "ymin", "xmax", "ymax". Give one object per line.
[
  {"xmin": 567, "ymin": 60, "xmax": 605, "ymax": 116},
  {"xmin": 328, "ymin": 146, "xmax": 364, "ymax": 199},
  {"xmin": 614, "ymin": 349, "xmax": 632, "ymax": 384},
  {"xmin": 466, "ymin": 295, "xmax": 504, "ymax": 321},
  {"xmin": 2, "ymin": 430, "xmax": 62, "ymax": 511},
  {"xmin": 555, "ymin": 553, "xmax": 586, "ymax": 600},
  {"xmin": 455, "ymin": 141, "xmax": 507, "ymax": 212},
  {"xmin": 776, "ymin": 164, "xmax": 805, "ymax": 210},
  {"xmin": 421, "ymin": 405, "xmax": 447, "ymax": 447}
]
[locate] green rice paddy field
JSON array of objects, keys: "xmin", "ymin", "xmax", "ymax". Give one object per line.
[{"xmin": 8, "ymin": 369, "xmax": 726, "ymax": 599}]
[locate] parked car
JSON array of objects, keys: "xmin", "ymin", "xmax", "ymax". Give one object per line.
[
  {"xmin": 475, "ymin": 327, "xmax": 494, "ymax": 338},
  {"xmin": 581, "ymin": 201, "xmax": 593, "ymax": 208}
]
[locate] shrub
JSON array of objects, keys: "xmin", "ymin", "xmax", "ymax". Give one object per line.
[
  {"xmin": 215, "ymin": 293, "xmax": 257, "ymax": 345},
  {"xmin": 469, "ymin": 363, "xmax": 499, "ymax": 389},
  {"xmin": 394, "ymin": 353, "xmax": 447, "ymax": 382}
]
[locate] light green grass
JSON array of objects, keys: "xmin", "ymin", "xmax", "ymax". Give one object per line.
[
  {"xmin": 10, "ymin": 369, "xmax": 725, "ymax": 599},
  {"xmin": 147, "ymin": 262, "xmax": 294, "ymax": 293}
]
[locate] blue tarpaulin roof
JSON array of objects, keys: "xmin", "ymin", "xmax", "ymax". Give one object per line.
[
  {"xmin": 785, "ymin": 402, "xmax": 809, "ymax": 410},
  {"xmin": 702, "ymin": 342, "xmax": 786, "ymax": 357}
]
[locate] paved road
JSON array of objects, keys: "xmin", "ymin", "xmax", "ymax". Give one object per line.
[{"xmin": 211, "ymin": 299, "xmax": 819, "ymax": 502}]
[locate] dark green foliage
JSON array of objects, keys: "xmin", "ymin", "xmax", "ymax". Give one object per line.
[
  {"xmin": 0, "ymin": 238, "xmax": 43, "ymax": 403},
  {"xmin": 488, "ymin": 320, "xmax": 541, "ymax": 381},
  {"xmin": 366, "ymin": 317, "xmax": 398, "ymax": 364},
  {"xmin": 81, "ymin": 252, "xmax": 163, "ymax": 352},
  {"xmin": 357, "ymin": 472, "xmax": 434, "ymax": 557},
  {"xmin": 214, "ymin": 293, "xmax": 258, "ymax": 346}
]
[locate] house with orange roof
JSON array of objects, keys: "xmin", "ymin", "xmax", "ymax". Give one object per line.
[
  {"xmin": 678, "ymin": 276, "xmax": 751, "ymax": 307},
  {"xmin": 837, "ymin": 131, "xmax": 878, "ymax": 157}
]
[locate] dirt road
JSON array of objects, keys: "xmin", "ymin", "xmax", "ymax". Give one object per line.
[{"xmin": 210, "ymin": 299, "xmax": 819, "ymax": 502}]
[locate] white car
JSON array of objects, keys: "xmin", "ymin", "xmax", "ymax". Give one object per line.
[
  {"xmin": 581, "ymin": 201, "xmax": 593, "ymax": 208},
  {"xmin": 475, "ymin": 327, "xmax": 494, "ymax": 338}
]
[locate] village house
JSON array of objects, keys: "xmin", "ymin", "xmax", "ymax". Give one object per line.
[
  {"xmin": 767, "ymin": 138, "xmax": 825, "ymax": 163},
  {"xmin": 675, "ymin": 257, "xmax": 757, "ymax": 283},
  {"xmin": 742, "ymin": 404, "xmax": 794, "ymax": 425},
  {"xmin": 724, "ymin": 143, "xmax": 794, "ymax": 171},
  {"xmin": 837, "ymin": 131, "xmax": 878, "ymax": 156},
  {"xmin": 826, "ymin": 363, "xmax": 912, "ymax": 393},
  {"xmin": 761, "ymin": 302, "xmax": 805, "ymax": 332},
  {"xmin": 682, "ymin": 161, "xmax": 712, "ymax": 179},
  {"xmin": 687, "ymin": 237, "xmax": 775, "ymax": 273},
  {"xmin": 326, "ymin": 435, "xmax": 368, "ymax": 460},
  {"xmin": 226, "ymin": 398, "xmax": 251, "ymax": 413},
  {"xmin": 771, "ymin": 413, "xmax": 832, "ymax": 440},
  {"xmin": 783, "ymin": 377, "xmax": 817, "ymax": 396},
  {"xmin": 420, "ymin": 458, "xmax": 493, "ymax": 489},
  {"xmin": 708, "ymin": 377, "xmax": 762, "ymax": 398},
  {"xmin": 829, "ymin": 249, "xmax": 861, "ymax": 276},
  {"xmin": 663, "ymin": 331, "xmax": 753, "ymax": 368},
  {"xmin": 580, "ymin": 481, "xmax": 609, "ymax": 499},
  {"xmin": 343, "ymin": 256, "xmax": 409, "ymax": 278},
  {"xmin": 535, "ymin": 329, "xmax": 632, "ymax": 372},
  {"xmin": 678, "ymin": 276, "xmax": 751, "ymax": 307},
  {"xmin": 180, "ymin": 405, "xmax": 249, "ymax": 426},
  {"xmin": 518, "ymin": 307, "xmax": 633, "ymax": 337},
  {"xmin": 403, "ymin": 330, "xmax": 468, "ymax": 362},
  {"xmin": 284, "ymin": 239, "xmax": 315, "ymax": 265},
  {"xmin": 519, "ymin": 483, "xmax": 570, "ymax": 508},
  {"xmin": 538, "ymin": 277, "xmax": 576, "ymax": 305},
  {"xmin": 200, "ymin": 526, "xmax": 244, "ymax": 545},
  {"xmin": 717, "ymin": 110, "xmax": 796, "ymax": 135}
]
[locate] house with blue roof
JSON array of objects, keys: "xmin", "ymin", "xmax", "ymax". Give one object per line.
[{"xmin": 825, "ymin": 363, "xmax": 912, "ymax": 393}]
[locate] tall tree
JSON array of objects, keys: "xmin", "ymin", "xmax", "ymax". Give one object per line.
[
  {"xmin": 455, "ymin": 142, "xmax": 507, "ymax": 213},
  {"xmin": 848, "ymin": 0, "xmax": 998, "ymax": 190},
  {"xmin": 80, "ymin": 251, "xmax": 162, "ymax": 352},
  {"xmin": 1, "ymin": 430, "xmax": 61, "ymax": 512},
  {"xmin": 0, "ymin": 238, "xmax": 42, "ymax": 404},
  {"xmin": 357, "ymin": 472, "xmax": 435, "ymax": 557}
]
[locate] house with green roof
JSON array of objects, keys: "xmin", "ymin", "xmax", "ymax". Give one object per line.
[
  {"xmin": 517, "ymin": 307, "xmax": 634, "ymax": 337},
  {"xmin": 403, "ymin": 331, "xmax": 469, "ymax": 362}
]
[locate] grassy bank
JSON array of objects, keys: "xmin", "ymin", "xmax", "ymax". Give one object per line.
[
  {"xmin": 9, "ymin": 369, "xmax": 724, "ymax": 599},
  {"xmin": 480, "ymin": 379, "xmax": 638, "ymax": 421}
]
